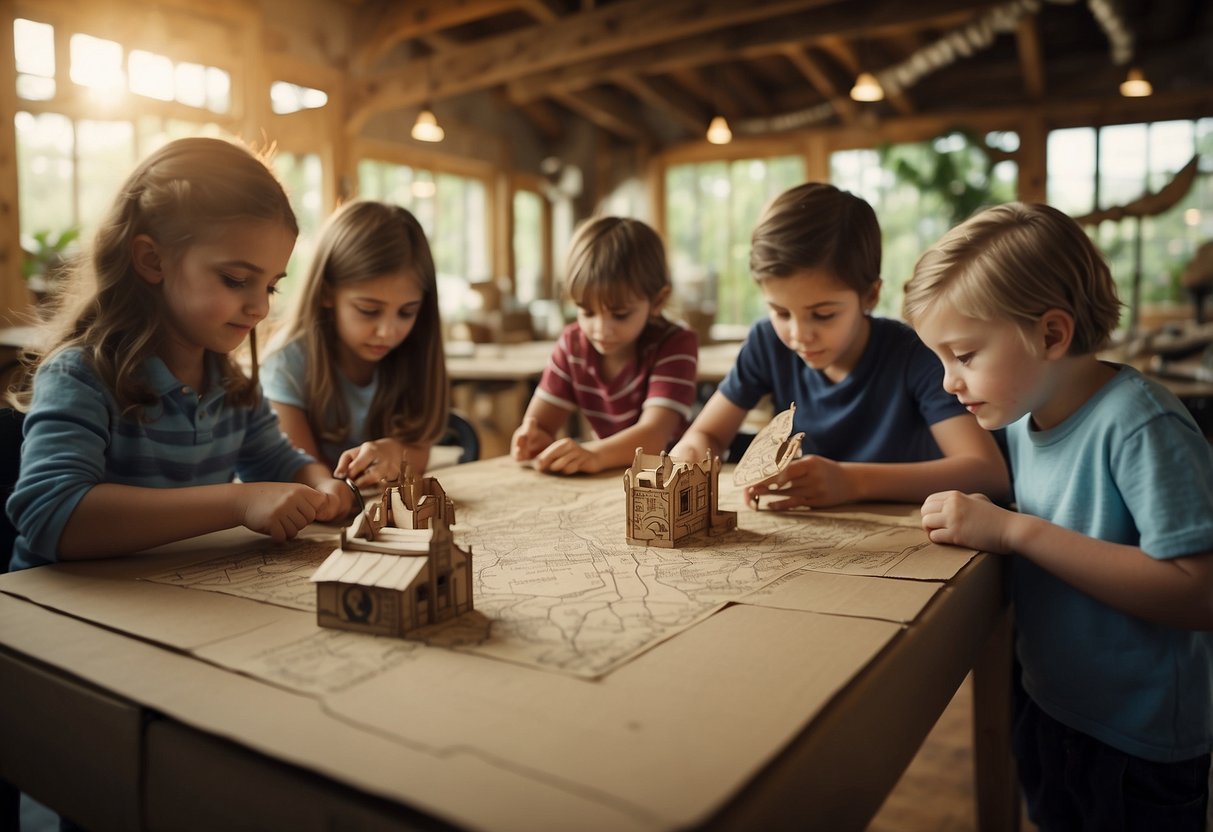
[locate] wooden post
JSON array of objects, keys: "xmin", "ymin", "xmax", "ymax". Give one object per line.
[{"xmin": 0, "ymin": 0, "xmax": 30, "ymax": 325}]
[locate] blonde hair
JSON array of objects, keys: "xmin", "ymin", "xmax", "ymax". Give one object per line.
[
  {"xmin": 564, "ymin": 216, "xmax": 671, "ymax": 309},
  {"xmin": 903, "ymin": 202, "xmax": 1122, "ymax": 354},
  {"xmin": 750, "ymin": 182, "xmax": 881, "ymax": 293},
  {"xmin": 267, "ymin": 201, "xmax": 449, "ymax": 448},
  {"xmin": 10, "ymin": 136, "xmax": 297, "ymax": 415}
]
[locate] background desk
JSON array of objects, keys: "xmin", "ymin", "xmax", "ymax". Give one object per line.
[{"xmin": 0, "ymin": 457, "xmax": 1015, "ymax": 831}]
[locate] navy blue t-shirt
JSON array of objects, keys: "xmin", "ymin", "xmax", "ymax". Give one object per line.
[{"xmin": 717, "ymin": 316, "xmax": 966, "ymax": 463}]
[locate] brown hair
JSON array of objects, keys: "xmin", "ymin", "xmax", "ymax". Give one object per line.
[
  {"xmin": 564, "ymin": 216, "xmax": 671, "ymax": 309},
  {"xmin": 749, "ymin": 182, "xmax": 882, "ymax": 293},
  {"xmin": 267, "ymin": 201, "xmax": 449, "ymax": 448},
  {"xmin": 11, "ymin": 136, "xmax": 297, "ymax": 415},
  {"xmin": 903, "ymin": 202, "xmax": 1122, "ymax": 354}
]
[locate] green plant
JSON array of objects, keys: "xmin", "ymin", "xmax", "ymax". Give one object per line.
[
  {"xmin": 879, "ymin": 129, "xmax": 1011, "ymax": 226},
  {"xmin": 22, "ymin": 227, "xmax": 80, "ymax": 286}
]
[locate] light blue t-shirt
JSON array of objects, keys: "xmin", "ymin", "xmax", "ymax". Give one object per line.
[
  {"xmin": 6, "ymin": 348, "xmax": 313, "ymax": 571},
  {"xmin": 261, "ymin": 339, "xmax": 377, "ymax": 466},
  {"xmin": 1008, "ymin": 364, "xmax": 1213, "ymax": 762}
]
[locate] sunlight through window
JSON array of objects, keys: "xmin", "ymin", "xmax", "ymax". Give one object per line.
[{"xmin": 70, "ymin": 33, "xmax": 126, "ymax": 104}]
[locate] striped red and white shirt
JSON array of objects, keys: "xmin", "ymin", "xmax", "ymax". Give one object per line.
[{"xmin": 535, "ymin": 319, "xmax": 699, "ymax": 440}]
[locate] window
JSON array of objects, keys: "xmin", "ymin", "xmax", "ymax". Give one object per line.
[
  {"xmin": 358, "ymin": 159, "xmax": 490, "ymax": 325},
  {"xmin": 679, "ymin": 488, "xmax": 690, "ymax": 515},
  {"xmin": 1048, "ymin": 119, "xmax": 1213, "ymax": 322},
  {"xmin": 13, "ymin": 17, "xmax": 237, "ymax": 254},
  {"xmin": 665, "ymin": 156, "xmax": 805, "ymax": 329},
  {"xmin": 274, "ymin": 151, "xmax": 325, "ymax": 306},
  {"xmin": 270, "ymin": 81, "xmax": 328, "ymax": 115},
  {"xmin": 14, "ymin": 18, "xmax": 55, "ymax": 100},
  {"xmin": 832, "ymin": 132, "xmax": 1019, "ymax": 317},
  {"xmin": 513, "ymin": 188, "xmax": 546, "ymax": 304}
]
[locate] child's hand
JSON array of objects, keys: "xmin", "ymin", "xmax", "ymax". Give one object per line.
[
  {"xmin": 335, "ymin": 438, "xmax": 405, "ymax": 489},
  {"xmin": 239, "ymin": 483, "xmax": 330, "ymax": 542},
  {"xmin": 511, "ymin": 417, "xmax": 553, "ymax": 462},
  {"xmin": 742, "ymin": 454, "xmax": 854, "ymax": 510},
  {"xmin": 313, "ymin": 477, "xmax": 354, "ymax": 522},
  {"xmin": 919, "ymin": 490, "xmax": 1009, "ymax": 552},
  {"xmin": 533, "ymin": 438, "xmax": 601, "ymax": 475},
  {"xmin": 667, "ymin": 440, "xmax": 702, "ymax": 464}
]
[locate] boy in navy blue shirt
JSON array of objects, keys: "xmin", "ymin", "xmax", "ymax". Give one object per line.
[{"xmin": 672, "ymin": 182, "xmax": 1008, "ymax": 508}]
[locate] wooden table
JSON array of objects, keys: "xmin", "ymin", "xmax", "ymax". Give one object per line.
[{"xmin": 0, "ymin": 457, "xmax": 1017, "ymax": 832}]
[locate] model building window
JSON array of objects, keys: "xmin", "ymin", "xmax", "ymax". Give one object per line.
[
  {"xmin": 437, "ymin": 573, "xmax": 450, "ymax": 607},
  {"xmin": 679, "ymin": 489, "xmax": 690, "ymax": 515},
  {"xmin": 416, "ymin": 584, "xmax": 429, "ymax": 603}
]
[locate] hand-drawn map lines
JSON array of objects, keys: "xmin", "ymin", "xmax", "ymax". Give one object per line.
[{"xmin": 145, "ymin": 478, "xmax": 933, "ymax": 680}]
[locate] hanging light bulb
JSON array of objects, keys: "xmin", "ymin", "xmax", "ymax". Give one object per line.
[
  {"xmin": 706, "ymin": 115, "xmax": 732, "ymax": 145},
  {"xmin": 850, "ymin": 72, "xmax": 884, "ymax": 102},
  {"xmin": 411, "ymin": 106, "xmax": 445, "ymax": 142},
  {"xmin": 1119, "ymin": 66, "xmax": 1152, "ymax": 97}
]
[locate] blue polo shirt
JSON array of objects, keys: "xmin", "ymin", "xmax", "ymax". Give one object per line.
[
  {"xmin": 6, "ymin": 348, "xmax": 313, "ymax": 570},
  {"xmin": 717, "ymin": 316, "xmax": 965, "ymax": 462}
]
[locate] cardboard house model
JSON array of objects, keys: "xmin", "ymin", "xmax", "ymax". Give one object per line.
[
  {"xmin": 623, "ymin": 449, "xmax": 737, "ymax": 548},
  {"xmin": 311, "ymin": 465, "xmax": 473, "ymax": 637}
]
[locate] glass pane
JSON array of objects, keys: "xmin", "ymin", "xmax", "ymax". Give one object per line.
[
  {"xmin": 205, "ymin": 67, "xmax": 231, "ymax": 114},
  {"xmin": 270, "ymin": 81, "xmax": 327, "ymax": 115},
  {"xmin": 76, "ymin": 120, "xmax": 135, "ymax": 239},
  {"xmin": 14, "ymin": 18, "xmax": 54, "ymax": 77},
  {"xmin": 513, "ymin": 190, "xmax": 544, "ymax": 304},
  {"xmin": 128, "ymin": 49, "xmax": 174, "ymax": 101},
  {"xmin": 69, "ymin": 33, "xmax": 125, "ymax": 99},
  {"xmin": 175, "ymin": 62, "xmax": 206, "ymax": 108},
  {"xmin": 273, "ymin": 151, "xmax": 325, "ymax": 310},
  {"xmin": 16, "ymin": 111, "xmax": 75, "ymax": 255},
  {"xmin": 1047, "ymin": 127, "xmax": 1096, "ymax": 215},
  {"xmin": 16, "ymin": 74, "xmax": 55, "ymax": 100},
  {"xmin": 1099, "ymin": 123, "xmax": 1148, "ymax": 210}
]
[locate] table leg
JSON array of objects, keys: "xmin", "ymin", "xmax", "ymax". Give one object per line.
[{"xmin": 973, "ymin": 602, "xmax": 1020, "ymax": 832}]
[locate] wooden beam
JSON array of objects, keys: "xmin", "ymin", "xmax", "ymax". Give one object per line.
[
  {"xmin": 781, "ymin": 44, "xmax": 857, "ymax": 124},
  {"xmin": 819, "ymin": 34, "xmax": 916, "ymax": 116},
  {"xmin": 719, "ymin": 64, "xmax": 767, "ymax": 113},
  {"xmin": 348, "ymin": 0, "xmax": 842, "ymax": 134},
  {"xmin": 505, "ymin": 0, "xmax": 987, "ymax": 105},
  {"xmin": 611, "ymin": 74, "xmax": 710, "ymax": 135},
  {"xmin": 516, "ymin": 98, "xmax": 567, "ymax": 142},
  {"xmin": 352, "ymin": 0, "xmax": 521, "ymax": 74},
  {"xmin": 552, "ymin": 88, "xmax": 655, "ymax": 144},
  {"xmin": 0, "ymin": 0, "xmax": 29, "ymax": 325},
  {"xmin": 1015, "ymin": 14, "xmax": 1046, "ymax": 99},
  {"xmin": 518, "ymin": 0, "xmax": 563, "ymax": 22}
]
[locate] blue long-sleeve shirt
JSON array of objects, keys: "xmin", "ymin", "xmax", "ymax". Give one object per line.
[{"xmin": 7, "ymin": 348, "xmax": 313, "ymax": 570}]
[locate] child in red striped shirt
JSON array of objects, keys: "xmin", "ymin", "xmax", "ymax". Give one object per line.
[{"xmin": 511, "ymin": 216, "xmax": 698, "ymax": 475}]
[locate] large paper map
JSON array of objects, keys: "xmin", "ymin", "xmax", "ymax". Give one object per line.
[{"xmin": 145, "ymin": 458, "xmax": 972, "ymax": 681}]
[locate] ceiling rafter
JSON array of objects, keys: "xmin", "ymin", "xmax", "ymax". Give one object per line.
[
  {"xmin": 352, "ymin": 0, "xmax": 523, "ymax": 74},
  {"xmin": 1015, "ymin": 13, "xmax": 1046, "ymax": 98},
  {"xmin": 504, "ymin": 0, "xmax": 987, "ymax": 105},
  {"xmin": 781, "ymin": 44, "xmax": 858, "ymax": 124},
  {"xmin": 551, "ymin": 87, "xmax": 656, "ymax": 143},
  {"xmin": 818, "ymin": 34, "xmax": 916, "ymax": 115},
  {"xmin": 347, "ymin": 0, "xmax": 843, "ymax": 134},
  {"xmin": 611, "ymin": 74, "xmax": 711, "ymax": 135}
]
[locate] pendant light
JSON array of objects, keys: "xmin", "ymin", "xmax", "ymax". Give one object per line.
[{"xmin": 706, "ymin": 115, "xmax": 732, "ymax": 145}]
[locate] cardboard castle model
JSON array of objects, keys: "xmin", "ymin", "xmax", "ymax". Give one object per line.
[
  {"xmin": 311, "ymin": 464, "xmax": 473, "ymax": 637},
  {"xmin": 623, "ymin": 448, "xmax": 737, "ymax": 548}
]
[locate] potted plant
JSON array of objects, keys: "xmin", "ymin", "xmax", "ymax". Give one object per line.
[{"xmin": 22, "ymin": 227, "xmax": 80, "ymax": 304}]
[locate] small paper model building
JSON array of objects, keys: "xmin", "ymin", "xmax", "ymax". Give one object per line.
[
  {"xmin": 311, "ymin": 464, "xmax": 473, "ymax": 637},
  {"xmin": 732, "ymin": 403, "xmax": 805, "ymax": 488},
  {"xmin": 624, "ymin": 449, "xmax": 737, "ymax": 548}
]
